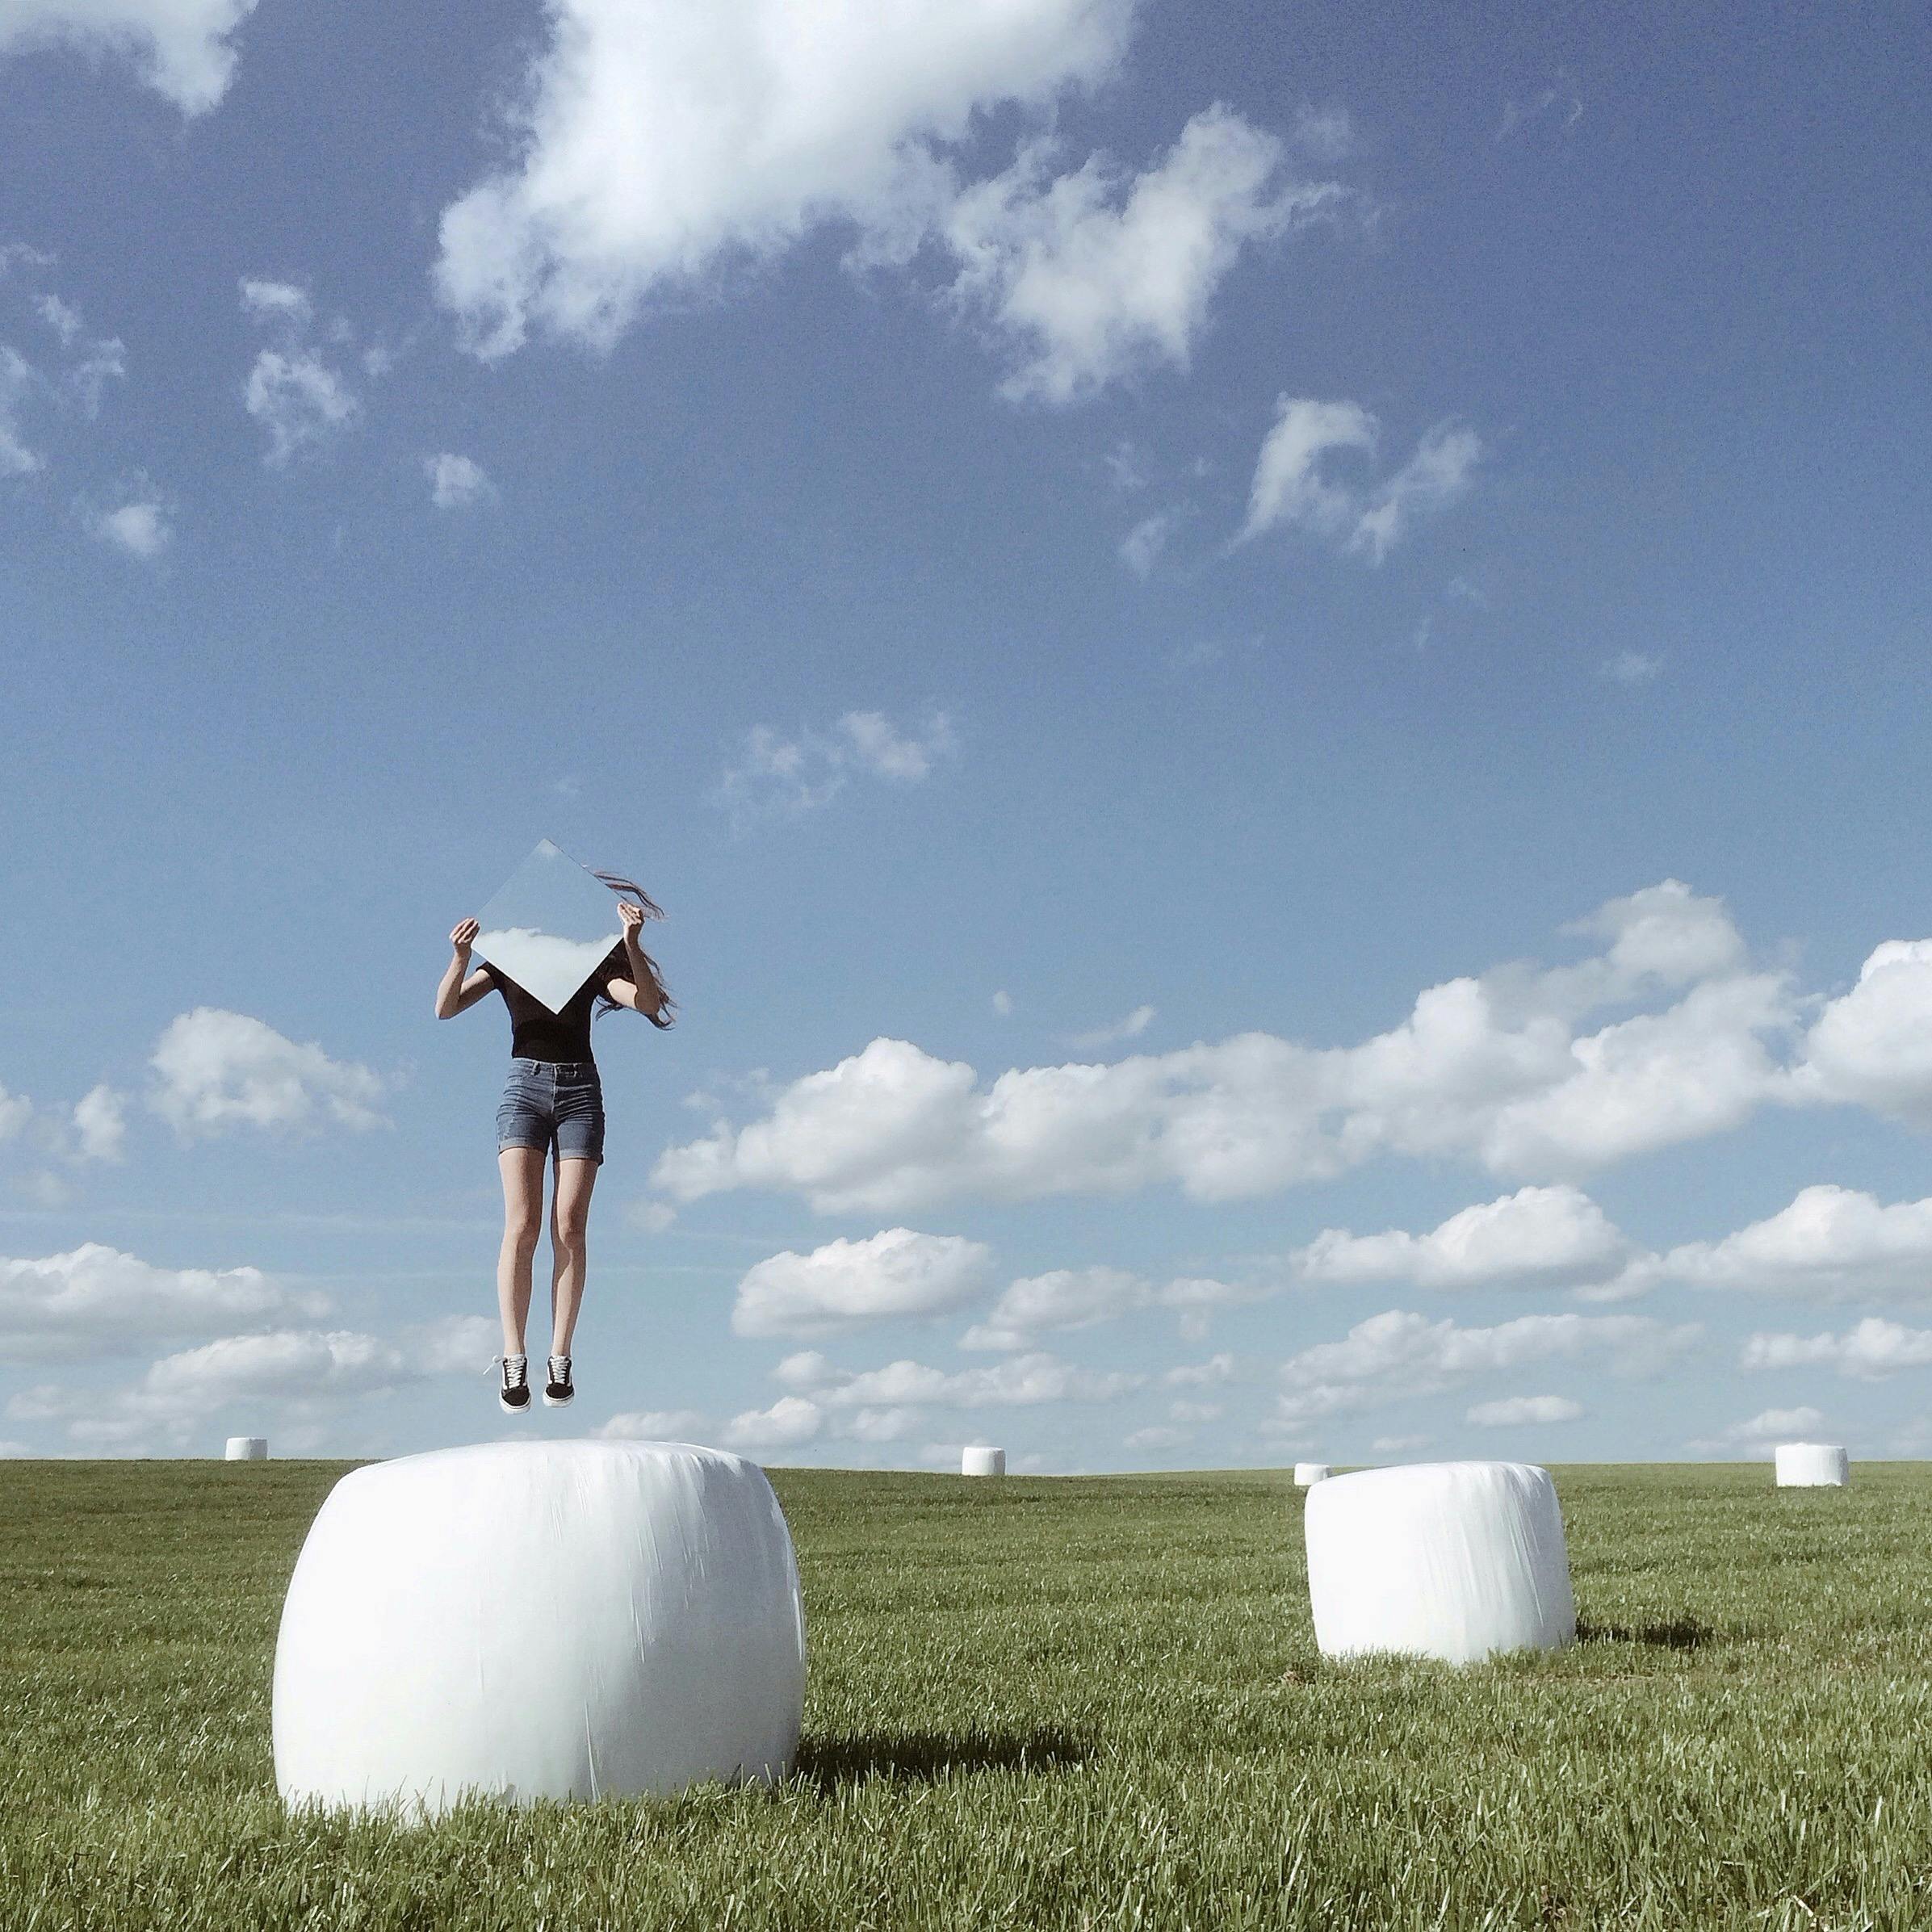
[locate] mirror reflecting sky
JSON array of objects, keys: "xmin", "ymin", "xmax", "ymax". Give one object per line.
[{"xmin": 472, "ymin": 839, "xmax": 621, "ymax": 1014}]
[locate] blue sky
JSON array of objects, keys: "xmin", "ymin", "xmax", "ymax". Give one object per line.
[{"xmin": 4, "ymin": 0, "xmax": 1932, "ymax": 1469}]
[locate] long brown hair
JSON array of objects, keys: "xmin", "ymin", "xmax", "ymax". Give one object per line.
[{"xmin": 592, "ymin": 871, "xmax": 677, "ymax": 1029}]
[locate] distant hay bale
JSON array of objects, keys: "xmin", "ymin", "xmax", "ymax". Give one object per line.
[
  {"xmin": 1775, "ymin": 1442, "xmax": 1849, "ymax": 1488},
  {"xmin": 225, "ymin": 1437, "xmax": 268, "ymax": 1461},
  {"xmin": 1293, "ymin": 1463, "xmax": 1332, "ymax": 1486},
  {"xmin": 1304, "ymin": 1460, "xmax": 1575, "ymax": 1665},
  {"xmin": 962, "ymin": 1446, "xmax": 1006, "ymax": 1477}
]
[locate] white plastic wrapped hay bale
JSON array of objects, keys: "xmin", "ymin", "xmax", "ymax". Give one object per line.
[
  {"xmin": 1303, "ymin": 1460, "xmax": 1575, "ymax": 1665},
  {"xmin": 962, "ymin": 1445, "xmax": 1005, "ymax": 1477},
  {"xmin": 273, "ymin": 1439, "xmax": 806, "ymax": 1816},
  {"xmin": 1775, "ymin": 1442, "xmax": 1849, "ymax": 1487},
  {"xmin": 225, "ymin": 1437, "xmax": 267, "ymax": 1461},
  {"xmin": 1293, "ymin": 1462, "xmax": 1331, "ymax": 1487}
]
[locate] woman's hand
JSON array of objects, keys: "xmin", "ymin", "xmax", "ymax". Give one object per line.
[
  {"xmin": 618, "ymin": 901, "xmax": 646, "ymax": 940},
  {"xmin": 451, "ymin": 916, "xmax": 479, "ymax": 959}
]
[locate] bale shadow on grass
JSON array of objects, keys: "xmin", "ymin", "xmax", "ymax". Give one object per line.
[
  {"xmin": 794, "ymin": 1725, "xmax": 1088, "ymax": 1789},
  {"xmin": 1574, "ymin": 1615, "xmax": 1713, "ymax": 1651}
]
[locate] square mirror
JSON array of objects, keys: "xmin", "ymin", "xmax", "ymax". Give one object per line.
[{"xmin": 472, "ymin": 839, "xmax": 622, "ymax": 1015}]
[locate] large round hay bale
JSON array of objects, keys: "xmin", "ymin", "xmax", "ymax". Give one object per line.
[
  {"xmin": 273, "ymin": 1439, "xmax": 806, "ymax": 1815},
  {"xmin": 1775, "ymin": 1442, "xmax": 1849, "ymax": 1487},
  {"xmin": 1304, "ymin": 1460, "xmax": 1574, "ymax": 1665}
]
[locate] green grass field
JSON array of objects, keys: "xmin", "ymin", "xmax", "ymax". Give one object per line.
[{"xmin": 4, "ymin": 1460, "xmax": 1930, "ymax": 1930}]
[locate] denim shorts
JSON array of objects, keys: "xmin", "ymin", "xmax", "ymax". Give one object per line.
[{"xmin": 497, "ymin": 1058, "xmax": 606, "ymax": 1166}]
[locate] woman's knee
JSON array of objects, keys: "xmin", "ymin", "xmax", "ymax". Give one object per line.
[{"xmin": 502, "ymin": 1215, "xmax": 543, "ymax": 1255}]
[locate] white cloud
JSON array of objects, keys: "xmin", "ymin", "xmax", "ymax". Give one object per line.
[
  {"xmin": 1, "ymin": 268, "xmax": 124, "ymax": 472},
  {"xmin": 962, "ymin": 1265, "xmax": 1146, "ymax": 1350},
  {"xmin": 434, "ymin": 0, "xmax": 1137, "ymax": 359},
  {"xmin": 731, "ymin": 1227, "xmax": 993, "ymax": 1338},
  {"xmin": 0, "ymin": 1243, "xmax": 326, "ymax": 1360},
  {"xmin": 722, "ymin": 1394, "xmax": 824, "ymax": 1451},
  {"xmin": 779, "ymin": 1347, "xmax": 1139, "ymax": 1410},
  {"xmin": 0, "ymin": 342, "xmax": 44, "ymax": 475},
  {"xmin": 960, "ymin": 1264, "xmax": 1247, "ymax": 1351},
  {"xmin": 238, "ymin": 278, "xmax": 363, "ymax": 465},
  {"xmin": 837, "ymin": 710, "xmax": 953, "ymax": 781},
  {"xmin": 1234, "ymin": 396, "xmax": 1373, "ymax": 546},
  {"xmin": 992, "ymin": 990, "xmax": 1014, "ymax": 1017},
  {"xmin": 409, "ymin": 1313, "xmax": 500, "ymax": 1376},
  {"xmin": 1125, "ymin": 1423, "xmax": 1188, "ymax": 1449},
  {"xmin": 148, "ymin": 1008, "xmax": 386, "ymax": 1138},
  {"xmin": 1163, "ymin": 1352, "xmax": 1233, "ymax": 1386},
  {"xmin": 1661, "ymin": 1186, "xmax": 1932, "ymax": 1301},
  {"xmin": 1347, "ymin": 423, "xmax": 1484, "ymax": 564},
  {"xmin": 596, "ymin": 1407, "xmax": 706, "ymax": 1440},
  {"xmin": 652, "ymin": 881, "xmax": 1794, "ymax": 1212},
  {"xmin": 715, "ymin": 710, "xmax": 957, "ymax": 825},
  {"xmin": 37, "ymin": 291, "xmax": 81, "ymax": 344},
  {"xmin": 89, "ymin": 495, "xmax": 170, "ymax": 558},
  {"xmin": 0, "ymin": 0, "xmax": 258, "ymax": 113},
  {"xmin": 1296, "ymin": 1184, "xmax": 1632, "ymax": 1293},
  {"xmin": 238, "ymin": 277, "xmax": 310, "ymax": 321},
  {"xmin": 9, "ymin": 1318, "xmax": 484, "ymax": 1450},
  {"xmin": 1235, "ymin": 396, "xmax": 1480, "ymax": 559},
  {"xmin": 1466, "ymin": 1393, "xmax": 1583, "ymax": 1426},
  {"xmin": 945, "ymin": 104, "xmax": 1331, "ymax": 404},
  {"xmin": 69, "ymin": 1084, "xmax": 126, "ymax": 1161},
  {"xmin": 1741, "ymin": 1318, "xmax": 1932, "ymax": 1380},
  {"xmin": 1600, "ymin": 651, "xmax": 1663, "ymax": 685},
  {"xmin": 1275, "ymin": 1308, "xmax": 1699, "ymax": 1429},
  {"xmin": 243, "ymin": 350, "xmax": 357, "ymax": 465},
  {"xmin": 1797, "ymin": 941, "xmax": 1932, "ymax": 1126},
  {"xmin": 1692, "ymin": 1405, "xmax": 1826, "ymax": 1456},
  {"xmin": 1067, "ymin": 1004, "xmax": 1155, "ymax": 1050},
  {"xmin": 1117, "ymin": 510, "xmax": 1175, "ymax": 578},
  {"xmin": 65, "ymin": 329, "xmax": 124, "ymax": 416},
  {"xmin": 0, "ymin": 1082, "xmax": 31, "ymax": 1141},
  {"xmin": 425, "ymin": 451, "xmax": 494, "ymax": 509}
]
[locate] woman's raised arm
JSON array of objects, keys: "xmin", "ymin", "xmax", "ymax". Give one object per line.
[{"xmin": 434, "ymin": 917, "xmax": 488, "ymax": 1018}]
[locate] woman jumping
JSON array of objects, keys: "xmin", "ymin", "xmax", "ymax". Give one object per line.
[{"xmin": 434, "ymin": 877, "xmax": 674, "ymax": 1414}]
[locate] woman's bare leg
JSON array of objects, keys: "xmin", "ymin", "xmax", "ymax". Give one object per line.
[
  {"xmin": 497, "ymin": 1146, "xmax": 547, "ymax": 1356},
  {"xmin": 548, "ymin": 1157, "xmax": 598, "ymax": 1357}
]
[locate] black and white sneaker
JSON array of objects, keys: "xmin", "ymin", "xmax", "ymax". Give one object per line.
[
  {"xmin": 543, "ymin": 1355, "xmax": 574, "ymax": 1408},
  {"xmin": 497, "ymin": 1354, "xmax": 530, "ymax": 1414}
]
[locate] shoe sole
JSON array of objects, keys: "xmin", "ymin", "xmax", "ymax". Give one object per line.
[
  {"xmin": 542, "ymin": 1390, "xmax": 575, "ymax": 1408},
  {"xmin": 498, "ymin": 1396, "xmax": 531, "ymax": 1414}
]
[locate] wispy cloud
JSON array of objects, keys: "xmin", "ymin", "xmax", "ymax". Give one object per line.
[
  {"xmin": 1067, "ymin": 1004, "xmax": 1155, "ymax": 1050},
  {"xmin": 1117, "ymin": 510, "xmax": 1178, "ymax": 578},
  {"xmin": 1600, "ymin": 651, "xmax": 1663, "ymax": 685},
  {"xmin": 238, "ymin": 275, "xmax": 361, "ymax": 466},
  {"xmin": 1498, "ymin": 71, "xmax": 1583, "ymax": 142},
  {"xmin": 0, "ymin": 0, "xmax": 261, "ymax": 115},
  {"xmin": 715, "ymin": 710, "xmax": 957, "ymax": 827},
  {"xmin": 425, "ymin": 451, "xmax": 493, "ymax": 509},
  {"xmin": 1235, "ymin": 396, "xmax": 1481, "ymax": 561}
]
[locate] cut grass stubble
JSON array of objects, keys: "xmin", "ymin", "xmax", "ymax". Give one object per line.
[{"xmin": 3, "ymin": 1461, "xmax": 1930, "ymax": 1929}]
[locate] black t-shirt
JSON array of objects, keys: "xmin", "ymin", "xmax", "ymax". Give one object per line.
[{"xmin": 479, "ymin": 961, "xmax": 618, "ymax": 1063}]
